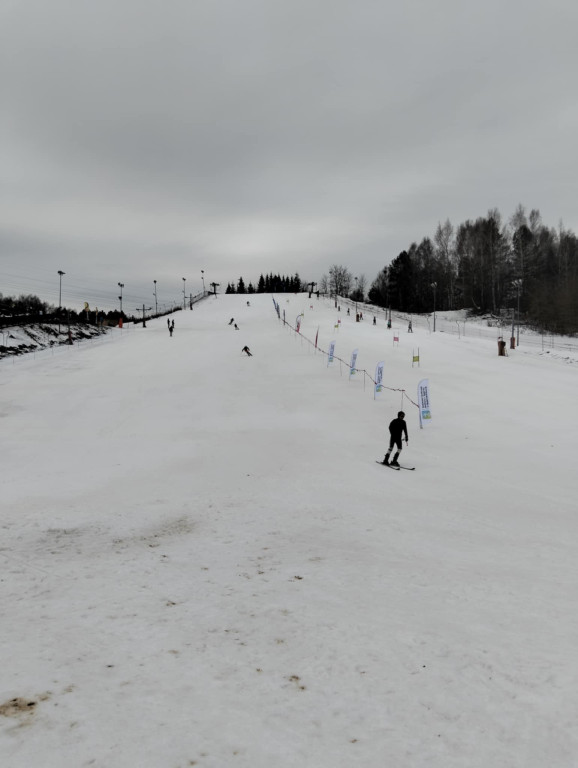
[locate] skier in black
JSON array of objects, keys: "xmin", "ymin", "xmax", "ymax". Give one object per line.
[
  {"xmin": 382, "ymin": 411, "xmax": 408, "ymax": 467},
  {"xmin": 242, "ymin": 346, "xmax": 252, "ymax": 356}
]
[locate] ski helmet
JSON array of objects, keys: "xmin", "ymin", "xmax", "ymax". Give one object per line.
[{"xmin": 398, "ymin": 411, "xmax": 405, "ymax": 418}]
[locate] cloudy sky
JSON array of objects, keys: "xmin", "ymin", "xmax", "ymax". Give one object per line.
[{"xmin": 2, "ymin": 0, "xmax": 577, "ymax": 310}]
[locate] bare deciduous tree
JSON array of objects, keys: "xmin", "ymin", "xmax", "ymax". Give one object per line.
[{"xmin": 328, "ymin": 265, "xmax": 353, "ymax": 298}]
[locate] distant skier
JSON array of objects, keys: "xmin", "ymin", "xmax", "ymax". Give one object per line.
[
  {"xmin": 167, "ymin": 318, "xmax": 171, "ymax": 328},
  {"xmin": 382, "ymin": 411, "xmax": 408, "ymax": 467},
  {"xmin": 242, "ymin": 346, "xmax": 252, "ymax": 356},
  {"xmin": 373, "ymin": 316, "xmax": 376, "ymax": 326},
  {"xmin": 408, "ymin": 320, "xmax": 413, "ymax": 333},
  {"xmin": 234, "ymin": 323, "xmax": 239, "ymax": 330},
  {"xmin": 228, "ymin": 318, "xmax": 234, "ymax": 325}
]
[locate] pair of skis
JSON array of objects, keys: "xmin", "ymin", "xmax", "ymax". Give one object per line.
[{"xmin": 375, "ymin": 461, "xmax": 415, "ymax": 471}]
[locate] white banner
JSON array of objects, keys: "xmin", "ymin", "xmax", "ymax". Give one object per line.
[
  {"xmin": 328, "ymin": 340, "xmax": 336, "ymax": 366},
  {"xmin": 374, "ymin": 361, "xmax": 385, "ymax": 398},
  {"xmin": 349, "ymin": 348, "xmax": 358, "ymax": 379},
  {"xmin": 418, "ymin": 378, "xmax": 432, "ymax": 427}
]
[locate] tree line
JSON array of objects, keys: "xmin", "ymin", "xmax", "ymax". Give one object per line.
[
  {"xmin": 0, "ymin": 292, "xmax": 175, "ymax": 328},
  {"xmin": 225, "ymin": 273, "xmax": 304, "ymax": 294},
  {"xmin": 322, "ymin": 206, "xmax": 578, "ymax": 335}
]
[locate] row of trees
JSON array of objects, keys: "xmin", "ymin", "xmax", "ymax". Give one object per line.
[
  {"xmin": 325, "ymin": 206, "xmax": 576, "ymax": 334},
  {"xmin": 225, "ymin": 273, "xmax": 304, "ymax": 294},
  {"xmin": 0, "ymin": 293, "xmax": 56, "ymax": 317},
  {"xmin": 0, "ymin": 292, "xmax": 178, "ymax": 328}
]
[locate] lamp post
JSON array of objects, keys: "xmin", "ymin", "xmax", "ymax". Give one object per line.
[
  {"xmin": 57, "ymin": 270, "xmax": 65, "ymax": 332},
  {"xmin": 354, "ymin": 276, "xmax": 358, "ymax": 320},
  {"xmin": 201, "ymin": 270, "xmax": 205, "ymax": 294},
  {"xmin": 512, "ymin": 279, "xmax": 522, "ymax": 347},
  {"xmin": 182, "ymin": 278, "xmax": 186, "ymax": 309},
  {"xmin": 118, "ymin": 282, "xmax": 124, "ymax": 314},
  {"xmin": 153, "ymin": 280, "xmax": 158, "ymax": 315},
  {"xmin": 386, "ymin": 269, "xmax": 391, "ymax": 326},
  {"xmin": 58, "ymin": 270, "xmax": 65, "ymax": 311},
  {"xmin": 431, "ymin": 281, "xmax": 437, "ymax": 332}
]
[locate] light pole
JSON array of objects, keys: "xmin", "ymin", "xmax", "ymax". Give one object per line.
[
  {"xmin": 201, "ymin": 270, "xmax": 205, "ymax": 294},
  {"xmin": 182, "ymin": 278, "xmax": 186, "ymax": 309},
  {"xmin": 58, "ymin": 270, "xmax": 65, "ymax": 310},
  {"xmin": 153, "ymin": 280, "xmax": 158, "ymax": 315},
  {"xmin": 354, "ymin": 276, "xmax": 358, "ymax": 320},
  {"xmin": 57, "ymin": 270, "xmax": 65, "ymax": 332},
  {"xmin": 431, "ymin": 282, "xmax": 437, "ymax": 332},
  {"xmin": 513, "ymin": 278, "xmax": 522, "ymax": 347},
  {"xmin": 118, "ymin": 282, "xmax": 124, "ymax": 314}
]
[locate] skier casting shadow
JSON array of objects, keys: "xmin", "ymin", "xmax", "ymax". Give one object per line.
[
  {"xmin": 242, "ymin": 346, "xmax": 252, "ymax": 356},
  {"xmin": 382, "ymin": 411, "xmax": 408, "ymax": 467}
]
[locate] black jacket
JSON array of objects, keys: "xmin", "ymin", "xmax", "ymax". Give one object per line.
[{"xmin": 389, "ymin": 417, "xmax": 408, "ymax": 441}]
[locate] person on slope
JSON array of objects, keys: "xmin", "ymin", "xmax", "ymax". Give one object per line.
[{"xmin": 382, "ymin": 411, "xmax": 408, "ymax": 467}]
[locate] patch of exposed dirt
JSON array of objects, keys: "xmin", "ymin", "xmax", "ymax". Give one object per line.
[{"xmin": 0, "ymin": 692, "xmax": 50, "ymax": 722}]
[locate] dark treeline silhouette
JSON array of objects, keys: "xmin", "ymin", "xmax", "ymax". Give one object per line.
[
  {"xmin": 367, "ymin": 206, "xmax": 578, "ymax": 334},
  {"xmin": 0, "ymin": 292, "xmax": 178, "ymax": 328},
  {"xmin": 226, "ymin": 273, "xmax": 303, "ymax": 294}
]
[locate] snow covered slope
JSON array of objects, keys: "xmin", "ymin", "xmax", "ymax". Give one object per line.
[{"xmin": 1, "ymin": 293, "xmax": 577, "ymax": 767}]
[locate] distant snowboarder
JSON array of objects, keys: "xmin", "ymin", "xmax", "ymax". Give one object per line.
[
  {"xmin": 242, "ymin": 346, "xmax": 252, "ymax": 356},
  {"xmin": 382, "ymin": 411, "xmax": 408, "ymax": 467},
  {"xmin": 234, "ymin": 323, "xmax": 239, "ymax": 330},
  {"xmin": 228, "ymin": 318, "xmax": 234, "ymax": 325}
]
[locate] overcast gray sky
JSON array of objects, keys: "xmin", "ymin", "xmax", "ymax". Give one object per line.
[{"xmin": 2, "ymin": 0, "xmax": 577, "ymax": 310}]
